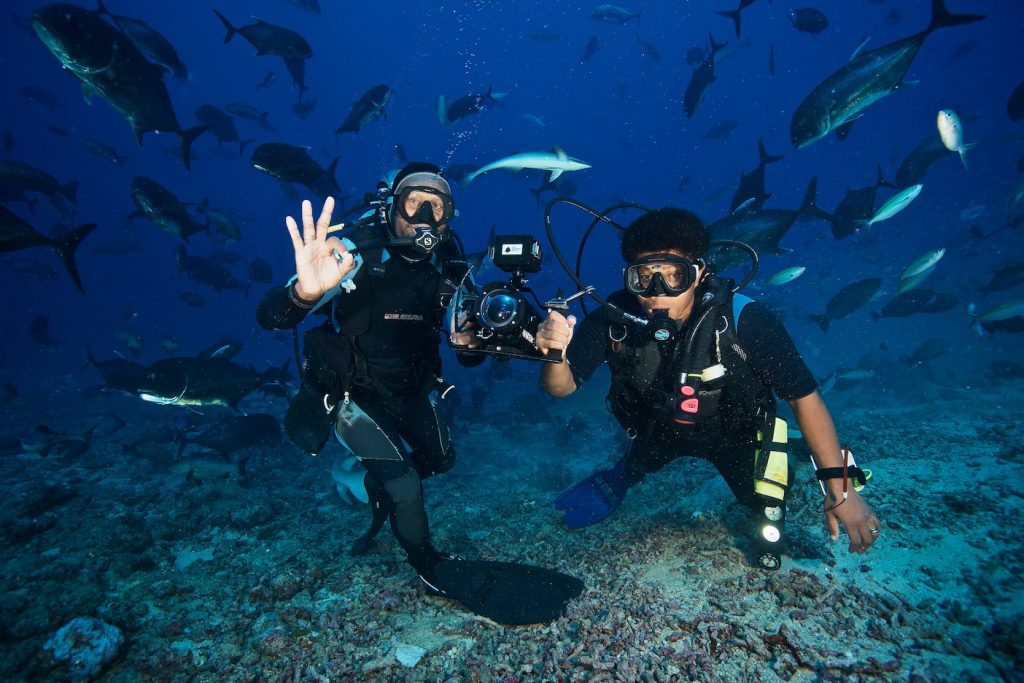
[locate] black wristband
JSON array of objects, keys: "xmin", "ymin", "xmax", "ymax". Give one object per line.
[{"xmin": 288, "ymin": 281, "xmax": 318, "ymax": 309}]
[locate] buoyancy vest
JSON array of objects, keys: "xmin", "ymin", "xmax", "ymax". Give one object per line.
[{"xmin": 603, "ymin": 276, "xmax": 775, "ymax": 441}]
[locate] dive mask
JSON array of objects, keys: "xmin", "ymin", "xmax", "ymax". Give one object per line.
[
  {"xmin": 394, "ymin": 185, "xmax": 455, "ymax": 228},
  {"xmin": 624, "ymin": 254, "xmax": 700, "ymax": 297}
]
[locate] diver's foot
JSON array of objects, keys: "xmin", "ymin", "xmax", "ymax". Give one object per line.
[{"xmin": 349, "ymin": 534, "xmax": 377, "ymax": 556}]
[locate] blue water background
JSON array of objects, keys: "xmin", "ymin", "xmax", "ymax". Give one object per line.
[{"xmin": 1, "ymin": 0, "xmax": 1022, "ymax": 392}]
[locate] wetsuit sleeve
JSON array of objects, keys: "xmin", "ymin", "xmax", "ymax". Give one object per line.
[
  {"xmin": 256, "ymin": 282, "xmax": 321, "ymax": 330},
  {"xmin": 736, "ymin": 302, "xmax": 817, "ymax": 401},
  {"xmin": 564, "ymin": 310, "xmax": 608, "ymax": 386}
]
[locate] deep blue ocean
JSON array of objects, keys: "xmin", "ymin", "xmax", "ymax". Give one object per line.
[{"xmin": 2, "ymin": 0, "xmax": 1023, "ymax": 680}]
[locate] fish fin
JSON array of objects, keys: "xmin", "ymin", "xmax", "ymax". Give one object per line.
[
  {"xmin": 715, "ymin": 9, "xmax": 742, "ymax": 38},
  {"xmin": 809, "ymin": 314, "xmax": 830, "ymax": 332},
  {"xmin": 926, "ymin": 0, "xmax": 985, "ymax": 35},
  {"xmin": 834, "ymin": 121, "xmax": 855, "ymax": 141},
  {"xmin": 758, "ymin": 138, "xmax": 783, "ymax": 164},
  {"xmin": 958, "ymin": 143, "xmax": 976, "ymax": 170},
  {"xmin": 708, "ymin": 33, "xmax": 728, "ymax": 56},
  {"xmin": 549, "ymin": 169, "xmax": 564, "ymax": 182},
  {"xmin": 238, "ymin": 139, "xmax": 253, "ymax": 158},
  {"xmin": 81, "ymin": 83, "xmax": 96, "ymax": 105},
  {"xmin": 552, "ymin": 146, "xmax": 567, "ymax": 160},
  {"xmin": 179, "ymin": 125, "xmax": 208, "ymax": 171},
  {"xmin": 849, "ymin": 36, "xmax": 871, "ymax": 62},
  {"xmin": 52, "ymin": 223, "xmax": 99, "ymax": 293},
  {"xmin": 798, "ymin": 176, "xmax": 819, "ymax": 215},
  {"xmin": 326, "ymin": 156, "xmax": 341, "ymax": 193},
  {"xmin": 436, "ymin": 95, "xmax": 448, "ymax": 125},
  {"xmin": 93, "ymin": 0, "xmax": 108, "ymax": 15},
  {"xmin": 238, "ymin": 454, "xmax": 253, "ymax": 479},
  {"xmin": 876, "ymin": 163, "xmax": 897, "ymax": 189},
  {"xmin": 213, "ymin": 10, "xmax": 236, "ymax": 43}
]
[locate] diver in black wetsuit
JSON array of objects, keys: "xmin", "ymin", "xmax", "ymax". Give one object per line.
[
  {"xmin": 536, "ymin": 208, "xmax": 882, "ymax": 570},
  {"xmin": 256, "ymin": 163, "xmax": 485, "ymax": 581}
]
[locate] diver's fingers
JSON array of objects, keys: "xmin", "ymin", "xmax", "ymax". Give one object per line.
[
  {"xmin": 825, "ymin": 510, "xmax": 840, "ymax": 543},
  {"xmin": 315, "ymin": 196, "xmax": 335, "ymax": 242},
  {"xmin": 285, "ymin": 215, "xmax": 303, "ymax": 254},
  {"xmin": 300, "ymin": 200, "xmax": 314, "ymax": 243},
  {"xmin": 848, "ymin": 525, "xmax": 867, "ymax": 554}
]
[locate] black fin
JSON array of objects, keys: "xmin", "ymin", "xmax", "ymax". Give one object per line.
[{"xmin": 52, "ymin": 223, "xmax": 98, "ymax": 293}]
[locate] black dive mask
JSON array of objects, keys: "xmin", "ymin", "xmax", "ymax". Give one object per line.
[{"xmin": 625, "ymin": 254, "xmax": 700, "ymax": 298}]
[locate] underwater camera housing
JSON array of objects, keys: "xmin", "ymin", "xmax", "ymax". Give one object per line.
[{"xmin": 454, "ymin": 235, "xmax": 558, "ymax": 363}]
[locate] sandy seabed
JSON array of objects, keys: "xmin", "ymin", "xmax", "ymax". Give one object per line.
[{"xmin": 1, "ymin": 370, "xmax": 1021, "ymax": 682}]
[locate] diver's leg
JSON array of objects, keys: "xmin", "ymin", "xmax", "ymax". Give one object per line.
[
  {"xmin": 554, "ymin": 437, "xmax": 661, "ymax": 529},
  {"xmin": 389, "ymin": 393, "xmax": 455, "ymax": 481},
  {"xmin": 707, "ymin": 438, "xmax": 788, "ymax": 571},
  {"xmin": 349, "ymin": 472, "xmax": 391, "ymax": 556},
  {"xmin": 335, "ymin": 397, "xmax": 441, "ymax": 570}
]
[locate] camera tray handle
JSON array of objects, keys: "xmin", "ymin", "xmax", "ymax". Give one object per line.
[{"xmin": 544, "ymin": 286, "xmax": 595, "ymax": 312}]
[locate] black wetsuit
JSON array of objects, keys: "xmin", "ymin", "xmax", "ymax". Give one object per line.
[
  {"xmin": 257, "ymin": 238, "xmax": 483, "ymax": 572},
  {"xmin": 566, "ymin": 288, "xmax": 817, "ymax": 508}
]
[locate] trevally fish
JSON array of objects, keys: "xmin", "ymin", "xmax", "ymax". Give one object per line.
[
  {"xmin": 936, "ymin": 109, "xmax": 975, "ymax": 169},
  {"xmin": 790, "ymin": 0, "xmax": 984, "ymax": 149},
  {"xmin": 214, "ymin": 11, "xmax": 312, "ymax": 96},
  {"xmin": 809, "ymin": 277, "xmax": 882, "ymax": 332},
  {"xmin": 683, "ymin": 34, "xmax": 726, "ymax": 119},
  {"xmin": 129, "ymin": 176, "xmax": 208, "ymax": 241},
  {"xmin": 176, "ymin": 413, "xmax": 280, "ymax": 457},
  {"xmin": 0, "ymin": 205, "xmax": 96, "ymax": 292},
  {"xmin": 706, "ymin": 177, "xmax": 828, "ymax": 271},
  {"xmin": 32, "ymin": 4, "xmax": 206, "ymax": 169},
  {"xmin": 438, "ymin": 86, "xmax": 506, "ymax": 126},
  {"xmin": 0, "ymin": 159, "xmax": 78, "ymax": 206},
  {"xmin": 875, "ymin": 289, "xmax": 958, "ymax": 318},
  {"xmin": 462, "ymin": 147, "xmax": 591, "ymax": 186},
  {"xmin": 590, "ymin": 4, "xmax": 641, "ymax": 25},
  {"xmin": 195, "ymin": 104, "xmax": 250, "ymax": 155},
  {"xmin": 789, "ymin": 8, "xmax": 828, "ymax": 36},
  {"xmin": 94, "ymin": 0, "xmax": 188, "ymax": 80},
  {"xmin": 857, "ymin": 184, "xmax": 923, "ymax": 231},
  {"xmin": 79, "ymin": 137, "xmax": 128, "ymax": 166},
  {"xmin": 336, "ymin": 84, "xmax": 393, "ymax": 135},
  {"xmin": 730, "ymin": 138, "xmax": 783, "ymax": 213},
  {"xmin": 982, "ymin": 263, "xmax": 1024, "ymax": 296},
  {"xmin": 895, "ymin": 135, "xmax": 954, "ymax": 187},
  {"xmin": 173, "ymin": 245, "xmax": 250, "ymax": 294},
  {"xmin": 827, "ymin": 164, "xmax": 896, "ymax": 240},
  {"xmin": 250, "ymin": 143, "xmax": 340, "ymax": 200}
]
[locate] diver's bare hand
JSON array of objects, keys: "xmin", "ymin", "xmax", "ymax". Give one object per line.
[
  {"xmin": 284, "ymin": 197, "xmax": 354, "ymax": 301},
  {"xmin": 825, "ymin": 488, "xmax": 882, "ymax": 554},
  {"xmin": 536, "ymin": 310, "xmax": 576, "ymax": 357}
]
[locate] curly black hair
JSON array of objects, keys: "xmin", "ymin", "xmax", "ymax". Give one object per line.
[{"xmin": 620, "ymin": 208, "xmax": 709, "ymax": 262}]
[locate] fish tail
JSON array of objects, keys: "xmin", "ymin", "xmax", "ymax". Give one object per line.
[
  {"xmin": 927, "ymin": 0, "xmax": 985, "ymax": 34},
  {"xmin": 213, "ymin": 10, "xmax": 237, "ymax": 43},
  {"xmin": 708, "ymin": 33, "xmax": 728, "ymax": 56},
  {"xmin": 758, "ymin": 138, "xmax": 783, "ymax": 165},
  {"xmin": 876, "ymin": 163, "xmax": 897, "ymax": 189},
  {"xmin": 53, "ymin": 223, "xmax": 98, "ymax": 293},
  {"xmin": 799, "ymin": 176, "xmax": 819, "ymax": 215},
  {"xmin": 179, "ymin": 125, "xmax": 208, "ymax": 171},
  {"xmin": 959, "ymin": 143, "xmax": 976, "ymax": 170},
  {"xmin": 238, "ymin": 139, "xmax": 253, "ymax": 158},
  {"xmin": 809, "ymin": 313, "xmax": 830, "ymax": 332},
  {"xmin": 715, "ymin": 9, "xmax": 742, "ymax": 38}
]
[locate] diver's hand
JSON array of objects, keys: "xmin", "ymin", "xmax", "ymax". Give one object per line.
[
  {"xmin": 284, "ymin": 197, "xmax": 354, "ymax": 301},
  {"xmin": 824, "ymin": 488, "xmax": 881, "ymax": 554},
  {"xmin": 536, "ymin": 310, "xmax": 576, "ymax": 358}
]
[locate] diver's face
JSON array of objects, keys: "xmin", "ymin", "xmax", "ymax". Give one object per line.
[
  {"xmin": 633, "ymin": 249, "xmax": 704, "ymax": 320},
  {"xmin": 391, "ymin": 177, "xmax": 452, "ymax": 237}
]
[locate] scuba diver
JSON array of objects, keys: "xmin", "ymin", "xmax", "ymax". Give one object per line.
[
  {"xmin": 256, "ymin": 163, "xmax": 582, "ymax": 624},
  {"xmin": 535, "ymin": 208, "xmax": 881, "ymax": 570}
]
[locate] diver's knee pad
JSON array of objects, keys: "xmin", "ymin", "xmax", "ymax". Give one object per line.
[{"xmin": 382, "ymin": 470, "xmax": 423, "ymax": 505}]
